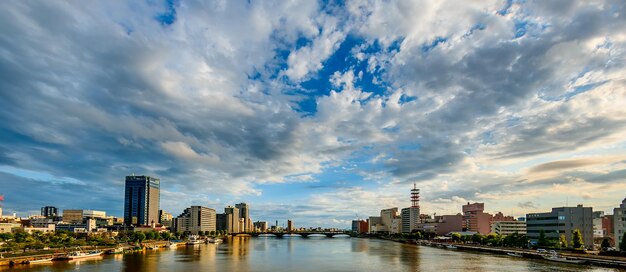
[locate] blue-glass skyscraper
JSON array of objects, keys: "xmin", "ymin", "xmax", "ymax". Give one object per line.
[{"xmin": 124, "ymin": 175, "xmax": 160, "ymax": 226}]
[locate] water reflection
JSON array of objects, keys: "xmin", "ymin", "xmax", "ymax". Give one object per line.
[{"xmin": 1, "ymin": 238, "xmax": 619, "ymax": 272}]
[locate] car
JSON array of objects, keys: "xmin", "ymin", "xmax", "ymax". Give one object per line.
[
  {"xmin": 536, "ymin": 249, "xmax": 548, "ymax": 254},
  {"xmin": 549, "ymin": 250, "xmax": 557, "ymax": 255}
]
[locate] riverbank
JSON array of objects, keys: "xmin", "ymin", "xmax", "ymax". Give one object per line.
[
  {"xmin": 0, "ymin": 241, "xmax": 174, "ymax": 267},
  {"xmin": 416, "ymin": 240, "xmax": 626, "ymax": 269}
]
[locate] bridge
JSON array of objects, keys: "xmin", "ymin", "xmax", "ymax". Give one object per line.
[{"xmin": 231, "ymin": 231, "xmax": 352, "ymax": 238}]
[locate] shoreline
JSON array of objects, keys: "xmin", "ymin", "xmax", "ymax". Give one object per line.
[{"xmin": 375, "ymin": 237, "xmax": 626, "ymax": 269}]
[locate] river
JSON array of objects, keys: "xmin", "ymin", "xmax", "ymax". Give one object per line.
[{"xmin": 1, "ymin": 236, "xmax": 619, "ymax": 271}]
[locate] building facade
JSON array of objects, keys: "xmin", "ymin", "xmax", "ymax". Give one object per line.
[
  {"xmin": 417, "ymin": 214, "xmax": 463, "ymax": 235},
  {"xmin": 526, "ymin": 205, "xmax": 593, "ymax": 248},
  {"xmin": 614, "ymin": 198, "xmax": 626, "ymax": 249},
  {"xmin": 62, "ymin": 210, "xmax": 84, "ymax": 223},
  {"xmin": 593, "ymin": 211, "xmax": 605, "ymax": 238},
  {"xmin": 380, "ymin": 208, "xmax": 399, "ymax": 233},
  {"xmin": 401, "ymin": 207, "xmax": 420, "ymax": 233},
  {"xmin": 41, "ymin": 206, "xmax": 58, "ymax": 217},
  {"xmin": 253, "ymin": 221, "xmax": 268, "ymax": 232},
  {"xmin": 159, "ymin": 210, "xmax": 173, "ymax": 228},
  {"xmin": 491, "ymin": 221, "xmax": 526, "ymax": 235},
  {"xmin": 369, "ymin": 216, "xmax": 383, "ymax": 233},
  {"xmin": 224, "ymin": 206, "xmax": 240, "ymax": 233},
  {"xmin": 124, "ymin": 175, "xmax": 160, "ymax": 226},
  {"xmin": 235, "ymin": 203, "xmax": 251, "ymax": 232},
  {"xmin": 462, "ymin": 202, "xmax": 492, "ymax": 234},
  {"xmin": 174, "ymin": 206, "xmax": 216, "ymax": 234}
]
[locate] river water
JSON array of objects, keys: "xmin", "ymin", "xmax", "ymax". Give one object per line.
[{"xmin": 2, "ymin": 236, "xmax": 619, "ymax": 271}]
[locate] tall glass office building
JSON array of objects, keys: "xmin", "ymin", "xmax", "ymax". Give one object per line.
[{"xmin": 124, "ymin": 175, "xmax": 160, "ymax": 226}]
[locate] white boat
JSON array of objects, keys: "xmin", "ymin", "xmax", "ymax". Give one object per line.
[
  {"xmin": 207, "ymin": 238, "xmax": 223, "ymax": 243},
  {"xmin": 27, "ymin": 258, "xmax": 53, "ymax": 264},
  {"xmin": 507, "ymin": 252, "xmax": 523, "ymax": 257},
  {"xmin": 542, "ymin": 254, "xmax": 587, "ymax": 264},
  {"xmin": 55, "ymin": 249, "xmax": 103, "ymax": 260},
  {"xmin": 446, "ymin": 245, "xmax": 457, "ymax": 249},
  {"xmin": 167, "ymin": 241, "xmax": 179, "ymax": 248},
  {"xmin": 186, "ymin": 235, "xmax": 203, "ymax": 245}
]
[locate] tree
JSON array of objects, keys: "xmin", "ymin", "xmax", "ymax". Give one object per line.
[
  {"xmin": 572, "ymin": 229, "xmax": 583, "ymax": 249},
  {"xmin": 538, "ymin": 230, "xmax": 547, "ymax": 247},
  {"xmin": 601, "ymin": 238, "xmax": 610, "ymax": 250},
  {"xmin": 161, "ymin": 232, "xmax": 171, "ymax": 240},
  {"xmin": 559, "ymin": 234, "xmax": 568, "ymax": 248},
  {"xmin": 471, "ymin": 233, "xmax": 484, "ymax": 244},
  {"xmin": 620, "ymin": 234, "xmax": 626, "ymax": 252},
  {"xmin": 198, "ymin": 231, "xmax": 204, "ymax": 236},
  {"xmin": 451, "ymin": 233, "xmax": 461, "ymax": 242},
  {"xmin": 145, "ymin": 231, "xmax": 155, "ymax": 240},
  {"xmin": 135, "ymin": 232, "xmax": 146, "ymax": 244}
]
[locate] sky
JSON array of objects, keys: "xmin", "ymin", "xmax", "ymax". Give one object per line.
[{"xmin": 1, "ymin": 0, "xmax": 626, "ymax": 228}]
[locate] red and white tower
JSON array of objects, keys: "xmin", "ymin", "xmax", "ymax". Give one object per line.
[{"xmin": 410, "ymin": 183, "xmax": 420, "ymax": 208}]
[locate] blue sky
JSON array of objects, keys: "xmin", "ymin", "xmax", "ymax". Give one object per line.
[{"xmin": 1, "ymin": 0, "xmax": 626, "ymax": 228}]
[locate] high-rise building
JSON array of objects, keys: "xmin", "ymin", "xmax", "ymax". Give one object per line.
[
  {"xmin": 124, "ymin": 175, "xmax": 160, "ymax": 226},
  {"xmin": 235, "ymin": 203, "xmax": 250, "ymax": 232},
  {"xmin": 173, "ymin": 206, "xmax": 216, "ymax": 234},
  {"xmin": 614, "ymin": 198, "xmax": 626, "ymax": 249},
  {"xmin": 401, "ymin": 184, "xmax": 421, "ymax": 233},
  {"xmin": 287, "ymin": 220, "xmax": 294, "ymax": 232},
  {"xmin": 224, "ymin": 206, "xmax": 240, "ymax": 233},
  {"xmin": 462, "ymin": 202, "xmax": 492, "ymax": 234},
  {"xmin": 41, "ymin": 206, "xmax": 58, "ymax": 217},
  {"xmin": 527, "ymin": 204, "xmax": 593, "ymax": 248}
]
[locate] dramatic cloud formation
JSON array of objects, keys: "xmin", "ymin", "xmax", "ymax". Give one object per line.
[{"xmin": 1, "ymin": 0, "xmax": 625, "ymax": 227}]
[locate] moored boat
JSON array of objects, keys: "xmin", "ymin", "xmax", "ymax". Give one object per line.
[
  {"xmin": 186, "ymin": 235, "xmax": 203, "ymax": 245},
  {"xmin": 106, "ymin": 247, "xmax": 124, "ymax": 254},
  {"xmin": 506, "ymin": 252, "xmax": 523, "ymax": 257},
  {"xmin": 446, "ymin": 245, "xmax": 457, "ymax": 249},
  {"xmin": 54, "ymin": 249, "xmax": 103, "ymax": 260},
  {"xmin": 542, "ymin": 253, "xmax": 587, "ymax": 264},
  {"xmin": 207, "ymin": 238, "xmax": 223, "ymax": 243},
  {"xmin": 26, "ymin": 258, "xmax": 53, "ymax": 264}
]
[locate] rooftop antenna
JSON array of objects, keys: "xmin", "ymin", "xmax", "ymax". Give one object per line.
[{"xmin": 411, "ymin": 183, "xmax": 420, "ymax": 208}]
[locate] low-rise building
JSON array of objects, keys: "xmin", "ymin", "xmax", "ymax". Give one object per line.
[
  {"xmin": 593, "ymin": 211, "xmax": 605, "ymax": 238},
  {"xmin": 0, "ymin": 223, "xmax": 21, "ymax": 233},
  {"xmin": 23, "ymin": 223, "xmax": 56, "ymax": 234},
  {"xmin": 253, "ymin": 221, "xmax": 268, "ymax": 232},
  {"xmin": 417, "ymin": 214, "xmax": 463, "ymax": 235},
  {"xmin": 527, "ymin": 205, "xmax": 593, "ymax": 248},
  {"xmin": 491, "ymin": 220, "xmax": 526, "ymax": 235}
]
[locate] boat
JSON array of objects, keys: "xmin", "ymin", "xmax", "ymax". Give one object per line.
[
  {"xmin": 207, "ymin": 238, "xmax": 223, "ymax": 243},
  {"xmin": 446, "ymin": 245, "xmax": 457, "ymax": 249},
  {"xmin": 507, "ymin": 252, "xmax": 523, "ymax": 257},
  {"xmin": 55, "ymin": 248, "xmax": 103, "ymax": 260},
  {"xmin": 106, "ymin": 247, "xmax": 124, "ymax": 254},
  {"xmin": 167, "ymin": 241, "xmax": 179, "ymax": 248},
  {"xmin": 542, "ymin": 253, "xmax": 587, "ymax": 264},
  {"xmin": 186, "ymin": 235, "xmax": 203, "ymax": 245},
  {"xmin": 26, "ymin": 258, "xmax": 53, "ymax": 264}
]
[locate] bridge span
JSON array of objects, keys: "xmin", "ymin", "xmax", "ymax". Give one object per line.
[{"xmin": 231, "ymin": 231, "xmax": 351, "ymax": 238}]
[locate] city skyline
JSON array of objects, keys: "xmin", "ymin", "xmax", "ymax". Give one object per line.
[{"xmin": 1, "ymin": 1, "xmax": 626, "ymax": 228}]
